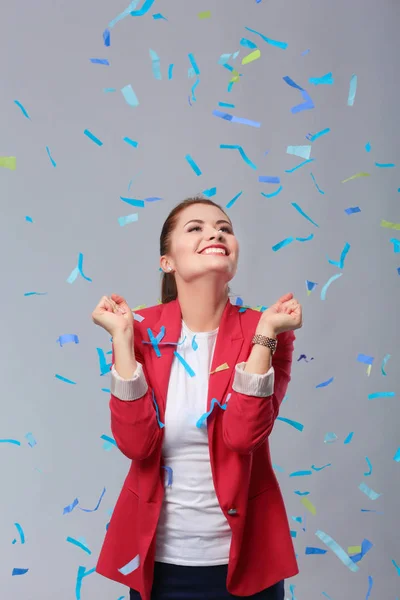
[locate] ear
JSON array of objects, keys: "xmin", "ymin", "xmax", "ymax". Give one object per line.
[{"xmin": 160, "ymin": 256, "xmax": 172, "ymax": 273}]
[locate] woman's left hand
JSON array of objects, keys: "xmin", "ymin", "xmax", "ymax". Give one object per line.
[{"xmin": 257, "ymin": 292, "xmax": 303, "ymax": 336}]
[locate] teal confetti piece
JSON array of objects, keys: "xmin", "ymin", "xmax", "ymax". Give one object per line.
[
  {"xmin": 272, "ymin": 237, "xmax": 294, "ymax": 252},
  {"xmin": 14, "ymin": 100, "xmax": 31, "ymax": 119},
  {"xmin": 311, "ymin": 463, "xmax": 331, "ymax": 471},
  {"xmin": 287, "ymin": 145, "xmax": 311, "ymax": 159},
  {"xmin": 261, "ymin": 185, "xmax": 282, "ymax": 198},
  {"xmin": 173, "ymin": 351, "xmax": 195, "ymax": 377},
  {"xmin": 276, "ymin": 416, "xmax": 304, "ymax": 431},
  {"xmin": 25, "ymin": 432, "xmax": 37, "ymax": 447},
  {"xmin": 151, "ymin": 390, "xmax": 165, "ymax": 428},
  {"xmin": 240, "ymin": 37, "xmax": 257, "ymax": 49},
  {"xmin": 55, "ymin": 374, "xmax": 77, "ymax": 384},
  {"xmin": 381, "ymin": 354, "xmax": 391, "ymax": 375},
  {"xmin": 123, "ymin": 137, "xmax": 138, "ymax": 148},
  {"xmin": 121, "ymin": 84, "xmax": 139, "ymax": 106},
  {"xmin": 191, "ymin": 77, "xmax": 200, "ymax": 102},
  {"xmin": 66, "ymin": 537, "xmax": 92, "ymax": 555},
  {"xmin": 118, "ymin": 214, "xmax": 138, "ymax": 227},
  {"xmin": 12, "ymin": 522, "xmax": 25, "ymax": 544},
  {"xmin": 219, "ymin": 101, "xmax": 235, "ymax": 108},
  {"xmin": 285, "ymin": 158, "xmax": 315, "ymax": 173},
  {"xmin": 364, "ymin": 457, "xmax": 372, "ymax": 476},
  {"xmin": 375, "ymin": 162, "xmax": 395, "ymax": 168},
  {"xmin": 315, "ymin": 530, "xmax": 359, "ymax": 572},
  {"xmin": 316, "ymin": 377, "xmax": 334, "ymax": 388},
  {"xmin": 120, "ymin": 197, "xmax": 144, "ymax": 207},
  {"xmin": 196, "ymin": 398, "xmax": 227, "ymax": 428},
  {"xmin": 226, "ymin": 190, "xmax": 242, "ymax": 208},
  {"xmin": 153, "ymin": 13, "xmax": 168, "ymax": 20},
  {"xmin": 83, "ymin": 129, "xmax": 103, "ymax": 146},
  {"xmin": 309, "ymin": 72, "xmax": 334, "ymax": 85},
  {"xmin": 202, "ymin": 186, "xmax": 217, "ymax": 197},
  {"xmin": 108, "ymin": 0, "xmax": 139, "ymax": 28},
  {"xmin": 344, "ymin": 432, "xmax": 354, "ymax": 444},
  {"xmin": 273, "ymin": 463, "xmax": 284, "ymax": 473},
  {"xmin": 149, "ymin": 49, "xmax": 161, "ymax": 79},
  {"xmin": 188, "ymin": 53, "xmax": 200, "ymax": 75},
  {"xmin": 103, "ymin": 88, "xmax": 116, "ymax": 93},
  {"xmin": 244, "ymin": 26, "xmax": 288, "ymax": 49},
  {"xmin": 365, "ymin": 141, "xmax": 371, "ymax": 152},
  {"xmin": 295, "ymin": 234, "xmax": 314, "ymax": 242},
  {"xmin": 368, "ymin": 391, "xmax": 395, "ymax": 400},
  {"xmin": 168, "ymin": 64, "xmax": 174, "ymax": 79},
  {"xmin": 324, "ymin": 432, "xmax": 338, "ymax": 443},
  {"xmin": 220, "ymin": 144, "xmax": 257, "ymax": 169},
  {"xmin": 291, "ymin": 202, "xmax": 319, "ymax": 227},
  {"xmin": 359, "ymin": 481, "xmax": 381, "ymax": 500},
  {"xmin": 119, "ymin": 554, "xmax": 140, "ymax": 575},
  {"xmin": 75, "ymin": 566, "xmax": 95, "ymax": 600},
  {"xmin": 347, "ymin": 74, "xmax": 358, "ymax": 106},
  {"xmin": 289, "ymin": 470, "xmax": 313, "ymax": 477},
  {"xmin": 130, "ymin": 0, "xmax": 155, "ymax": 16},
  {"xmin": 100, "ymin": 434, "xmax": 116, "ymax": 447},
  {"xmin": 310, "ymin": 172, "xmax": 325, "ymax": 194},
  {"xmin": 0, "ymin": 438, "xmax": 21, "ymax": 445},
  {"xmin": 392, "ymin": 559, "xmax": 400, "ymax": 575},
  {"xmin": 321, "ymin": 273, "xmax": 343, "ymax": 300},
  {"xmin": 46, "ymin": 146, "xmax": 56, "ymax": 167},
  {"xmin": 66, "ymin": 252, "xmax": 92, "ymax": 284},
  {"xmin": 390, "ymin": 239, "xmax": 400, "ymax": 253},
  {"xmin": 185, "ymin": 154, "xmax": 202, "ymax": 176},
  {"xmin": 192, "ymin": 335, "xmax": 198, "ymax": 350},
  {"xmin": 307, "ymin": 128, "xmax": 330, "ymax": 142}
]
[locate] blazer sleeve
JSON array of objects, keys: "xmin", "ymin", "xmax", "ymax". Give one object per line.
[
  {"xmin": 222, "ymin": 330, "xmax": 295, "ymax": 455},
  {"xmin": 109, "ymin": 324, "xmax": 162, "ymax": 461}
]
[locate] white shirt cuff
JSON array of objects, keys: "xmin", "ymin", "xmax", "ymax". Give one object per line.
[
  {"xmin": 110, "ymin": 362, "xmax": 148, "ymax": 401},
  {"xmin": 232, "ymin": 362, "xmax": 275, "ymax": 397}
]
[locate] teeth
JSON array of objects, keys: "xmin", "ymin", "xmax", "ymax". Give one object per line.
[{"xmin": 202, "ymin": 248, "xmax": 226, "ymax": 255}]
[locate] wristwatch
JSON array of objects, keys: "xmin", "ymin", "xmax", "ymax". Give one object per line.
[{"xmin": 251, "ymin": 334, "xmax": 277, "ymax": 354}]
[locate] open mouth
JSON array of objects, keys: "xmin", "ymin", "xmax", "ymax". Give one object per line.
[{"xmin": 199, "ymin": 248, "xmax": 229, "ymax": 256}]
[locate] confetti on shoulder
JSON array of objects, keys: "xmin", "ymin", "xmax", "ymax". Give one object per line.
[{"xmin": 210, "ymin": 362, "xmax": 229, "ymax": 374}]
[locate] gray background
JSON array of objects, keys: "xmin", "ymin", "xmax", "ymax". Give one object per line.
[{"xmin": 1, "ymin": 0, "xmax": 399, "ymax": 598}]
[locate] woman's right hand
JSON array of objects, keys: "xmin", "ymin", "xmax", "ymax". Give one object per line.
[{"xmin": 91, "ymin": 294, "xmax": 134, "ymax": 338}]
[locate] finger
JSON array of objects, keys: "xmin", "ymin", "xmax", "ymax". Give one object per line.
[{"xmin": 278, "ymin": 292, "xmax": 293, "ymax": 303}]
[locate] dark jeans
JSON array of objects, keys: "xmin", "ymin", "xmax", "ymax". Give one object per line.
[{"xmin": 129, "ymin": 562, "xmax": 284, "ymax": 600}]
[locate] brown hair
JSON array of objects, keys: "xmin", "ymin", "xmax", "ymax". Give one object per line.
[{"xmin": 160, "ymin": 197, "xmax": 232, "ymax": 304}]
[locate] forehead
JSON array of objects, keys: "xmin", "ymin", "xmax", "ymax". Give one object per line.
[{"xmin": 176, "ymin": 203, "xmax": 231, "ymax": 226}]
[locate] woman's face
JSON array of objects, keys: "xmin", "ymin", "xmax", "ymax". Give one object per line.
[{"xmin": 161, "ymin": 203, "xmax": 239, "ymax": 285}]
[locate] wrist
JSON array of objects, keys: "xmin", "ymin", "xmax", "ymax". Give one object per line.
[{"xmin": 256, "ymin": 324, "xmax": 278, "ymax": 338}]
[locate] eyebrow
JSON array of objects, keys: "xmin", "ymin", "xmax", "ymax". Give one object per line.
[{"xmin": 184, "ymin": 219, "xmax": 232, "ymax": 228}]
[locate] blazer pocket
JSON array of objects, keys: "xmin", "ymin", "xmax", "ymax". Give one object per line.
[{"xmin": 125, "ymin": 485, "xmax": 139, "ymax": 499}]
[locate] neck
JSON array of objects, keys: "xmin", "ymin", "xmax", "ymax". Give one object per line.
[{"xmin": 177, "ymin": 282, "xmax": 229, "ymax": 332}]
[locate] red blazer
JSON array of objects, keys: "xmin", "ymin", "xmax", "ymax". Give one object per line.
[{"xmin": 96, "ymin": 298, "xmax": 299, "ymax": 599}]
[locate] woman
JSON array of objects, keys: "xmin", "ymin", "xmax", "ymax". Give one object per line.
[{"xmin": 92, "ymin": 197, "xmax": 302, "ymax": 600}]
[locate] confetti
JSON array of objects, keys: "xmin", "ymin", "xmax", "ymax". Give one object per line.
[
  {"xmin": 291, "ymin": 202, "xmax": 319, "ymax": 227},
  {"xmin": 347, "ymin": 74, "xmax": 357, "ymax": 106},
  {"xmin": 380, "ymin": 219, "xmax": 400, "ymax": 230},
  {"xmin": 368, "ymin": 391, "xmax": 395, "ymax": 400},
  {"xmin": 315, "ymin": 530, "xmax": 359, "ymax": 572},
  {"xmin": 285, "ymin": 158, "xmax": 315, "ymax": 173},
  {"xmin": 123, "ymin": 137, "xmax": 138, "ymax": 148},
  {"xmin": 212, "ymin": 110, "xmax": 261, "ymax": 127},
  {"xmin": 46, "ymin": 146, "xmax": 56, "ymax": 167},
  {"xmin": 327, "ymin": 242, "xmax": 351, "ymax": 269},
  {"xmin": 149, "ymin": 49, "xmax": 161, "ymax": 79},
  {"xmin": 310, "ymin": 172, "xmax": 324, "ymax": 194},
  {"xmin": 121, "ymin": 84, "xmax": 139, "ymax": 106},
  {"xmin": 316, "ymin": 377, "xmax": 334, "ymax": 388},
  {"xmin": 198, "ymin": 10, "xmax": 211, "ymax": 19},
  {"xmin": 359, "ymin": 482, "xmax": 381, "ymax": 500},
  {"xmin": 130, "ymin": 0, "xmax": 155, "ymax": 17},
  {"xmin": 185, "ymin": 154, "xmax": 202, "ymax": 176},
  {"xmin": 89, "ymin": 58, "xmax": 109, "ymax": 65},
  {"xmin": 259, "ymin": 175, "xmax": 280, "ymax": 184},
  {"xmin": 375, "ymin": 162, "xmax": 395, "ymax": 168},
  {"xmin": 364, "ymin": 457, "xmax": 372, "ymax": 476},
  {"xmin": 75, "ymin": 566, "xmax": 95, "ymax": 600},
  {"xmin": 12, "ymin": 568, "xmax": 29, "ymax": 576},
  {"xmin": 226, "ymin": 191, "xmax": 243, "ymax": 208},
  {"xmin": 309, "ymin": 72, "xmax": 334, "ymax": 85},
  {"xmin": 245, "ymin": 26, "xmax": 288, "ymax": 49},
  {"xmin": 14, "ymin": 100, "xmax": 31, "ymax": 119},
  {"xmin": 196, "ymin": 398, "xmax": 228, "ymax": 428},
  {"xmin": 119, "ymin": 554, "xmax": 140, "ymax": 575},
  {"xmin": 345, "ymin": 206, "xmax": 361, "ymax": 215},
  {"xmin": 66, "ymin": 537, "xmax": 92, "ymax": 554},
  {"xmin": 83, "ymin": 129, "xmax": 103, "ymax": 146},
  {"xmin": 287, "ymin": 145, "xmax": 311, "ymax": 160},
  {"xmin": 241, "ymin": 49, "xmax": 261, "ymax": 64},
  {"xmin": 341, "ymin": 172, "xmax": 370, "ymax": 183},
  {"xmin": 321, "ymin": 273, "xmax": 343, "ymax": 300},
  {"xmin": 307, "ymin": 127, "xmax": 330, "ymax": 142},
  {"xmin": 301, "ymin": 497, "xmax": 316, "ymax": 515},
  {"xmin": 261, "ymin": 185, "xmax": 283, "ymax": 198},
  {"xmin": 0, "ymin": 156, "xmax": 16, "ymax": 170},
  {"xmin": 103, "ymin": 29, "xmax": 110, "ymax": 46},
  {"xmin": 220, "ymin": 144, "xmax": 257, "ymax": 169},
  {"xmin": 276, "ymin": 416, "xmax": 304, "ymax": 431}
]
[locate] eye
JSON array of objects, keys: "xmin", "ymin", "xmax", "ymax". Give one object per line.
[
  {"xmin": 187, "ymin": 225, "xmax": 233, "ymax": 233},
  {"xmin": 188, "ymin": 225, "xmax": 202, "ymax": 232}
]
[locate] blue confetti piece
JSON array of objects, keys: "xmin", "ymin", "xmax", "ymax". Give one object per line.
[
  {"xmin": 357, "ymin": 353, "xmax": 374, "ymax": 365},
  {"xmin": 392, "ymin": 558, "xmax": 400, "ymax": 575},
  {"xmin": 240, "ymin": 37, "xmax": 258, "ymax": 49},
  {"xmin": 218, "ymin": 101, "xmax": 235, "ymax": 108},
  {"xmin": 261, "ymin": 185, "xmax": 282, "ymax": 198},
  {"xmin": 123, "ymin": 137, "xmax": 138, "ymax": 148},
  {"xmin": 121, "ymin": 84, "xmax": 139, "ymax": 107},
  {"xmin": 310, "ymin": 172, "xmax": 324, "ymax": 194},
  {"xmin": 174, "ymin": 351, "xmax": 196, "ymax": 377},
  {"xmin": 315, "ymin": 530, "xmax": 359, "ymax": 572},
  {"xmin": 259, "ymin": 175, "xmax": 280, "ymax": 184},
  {"xmin": 375, "ymin": 162, "xmax": 395, "ymax": 168},
  {"xmin": 83, "ymin": 129, "xmax": 103, "ymax": 146},
  {"xmin": 311, "ymin": 463, "xmax": 331, "ymax": 471},
  {"xmin": 316, "ymin": 377, "xmax": 334, "ymax": 388},
  {"xmin": 196, "ymin": 398, "xmax": 227, "ymax": 428},
  {"xmin": 283, "ymin": 75, "xmax": 303, "ymax": 91},
  {"xmin": 153, "ymin": 13, "xmax": 168, "ymax": 20},
  {"xmin": 188, "ymin": 52, "xmax": 200, "ymax": 76},
  {"xmin": 365, "ymin": 141, "xmax": 371, "ymax": 152},
  {"xmin": 344, "ymin": 432, "xmax": 354, "ymax": 444},
  {"xmin": 293, "ymin": 89, "xmax": 315, "ymax": 114},
  {"xmin": 103, "ymin": 29, "xmax": 110, "ymax": 46},
  {"xmin": 347, "ymin": 74, "xmax": 357, "ymax": 106},
  {"xmin": 290, "ymin": 470, "xmax": 312, "ymax": 477},
  {"xmin": 162, "ymin": 466, "xmax": 173, "ymax": 486},
  {"xmin": 185, "ymin": 154, "xmax": 202, "ymax": 176},
  {"xmin": 305, "ymin": 547, "xmax": 327, "ymax": 554},
  {"xmin": 365, "ymin": 575, "xmax": 373, "ymax": 599},
  {"xmin": 90, "ymin": 58, "xmax": 110, "ymax": 65},
  {"xmin": 272, "ymin": 237, "xmax": 294, "ymax": 252},
  {"xmin": 14, "ymin": 100, "xmax": 31, "ymax": 119},
  {"xmin": 307, "ymin": 127, "xmax": 330, "ymax": 142},
  {"xmin": 0, "ymin": 438, "xmax": 21, "ymax": 445},
  {"xmin": 368, "ymin": 391, "xmax": 395, "ymax": 400},
  {"xmin": 63, "ymin": 498, "xmax": 79, "ymax": 515},
  {"xmin": 212, "ymin": 110, "xmax": 261, "ymax": 127},
  {"xmin": 55, "ymin": 374, "xmax": 77, "ymax": 384},
  {"xmin": 276, "ymin": 416, "xmax": 304, "ymax": 431},
  {"xmin": 120, "ymin": 197, "xmax": 145, "ymax": 207},
  {"xmin": 45, "ymin": 146, "xmax": 56, "ymax": 167},
  {"xmin": 390, "ymin": 238, "xmax": 400, "ymax": 253},
  {"xmin": 364, "ymin": 457, "xmax": 372, "ymax": 476},
  {"xmin": 309, "ymin": 72, "xmax": 334, "ymax": 85},
  {"xmin": 100, "ymin": 434, "xmax": 116, "ymax": 448},
  {"xmin": 25, "ymin": 432, "xmax": 37, "ymax": 447},
  {"xmin": 56, "ymin": 333, "xmax": 79, "ymax": 347},
  {"xmin": 244, "ymin": 26, "xmax": 288, "ymax": 49},
  {"xmin": 13, "ymin": 523, "xmax": 25, "ymax": 544},
  {"xmin": 12, "ymin": 568, "xmax": 29, "ymax": 576},
  {"xmin": 295, "ymin": 234, "xmax": 314, "ymax": 242},
  {"xmin": 321, "ymin": 273, "xmax": 343, "ymax": 300},
  {"xmin": 203, "ymin": 186, "xmax": 217, "ymax": 197},
  {"xmin": 291, "ymin": 202, "xmax": 319, "ymax": 227},
  {"xmin": 75, "ymin": 566, "xmax": 95, "ymax": 600},
  {"xmin": 152, "ymin": 390, "xmax": 165, "ymax": 428},
  {"xmin": 130, "ymin": 0, "xmax": 155, "ymax": 16},
  {"xmin": 345, "ymin": 206, "xmax": 361, "ymax": 215},
  {"xmin": 66, "ymin": 536, "xmax": 92, "ymax": 555},
  {"xmin": 168, "ymin": 64, "xmax": 174, "ymax": 79},
  {"xmin": 149, "ymin": 49, "xmax": 161, "ymax": 79},
  {"xmin": 79, "ymin": 487, "xmax": 106, "ymax": 512},
  {"xmin": 191, "ymin": 77, "xmax": 200, "ymax": 102},
  {"xmin": 285, "ymin": 158, "xmax": 315, "ymax": 173},
  {"xmin": 226, "ymin": 190, "xmax": 243, "ymax": 208},
  {"xmin": 349, "ymin": 539, "xmax": 373, "ymax": 563},
  {"xmin": 294, "ymin": 490, "xmax": 310, "ymax": 495},
  {"xmin": 220, "ymin": 144, "xmax": 257, "ymax": 169}
]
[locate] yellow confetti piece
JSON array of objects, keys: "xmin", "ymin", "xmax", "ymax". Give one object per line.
[
  {"xmin": 241, "ymin": 49, "xmax": 261, "ymax": 65},
  {"xmin": 341, "ymin": 172, "xmax": 370, "ymax": 183},
  {"xmin": 0, "ymin": 156, "xmax": 16, "ymax": 170},
  {"xmin": 131, "ymin": 304, "xmax": 147, "ymax": 311},
  {"xmin": 348, "ymin": 545, "xmax": 362, "ymax": 554},
  {"xmin": 380, "ymin": 219, "xmax": 400, "ymax": 230},
  {"xmin": 230, "ymin": 70, "xmax": 240, "ymax": 83},
  {"xmin": 366, "ymin": 364, "xmax": 372, "ymax": 377},
  {"xmin": 210, "ymin": 362, "xmax": 229, "ymax": 375},
  {"xmin": 198, "ymin": 10, "xmax": 211, "ymax": 19},
  {"xmin": 300, "ymin": 497, "xmax": 316, "ymax": 515}
]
